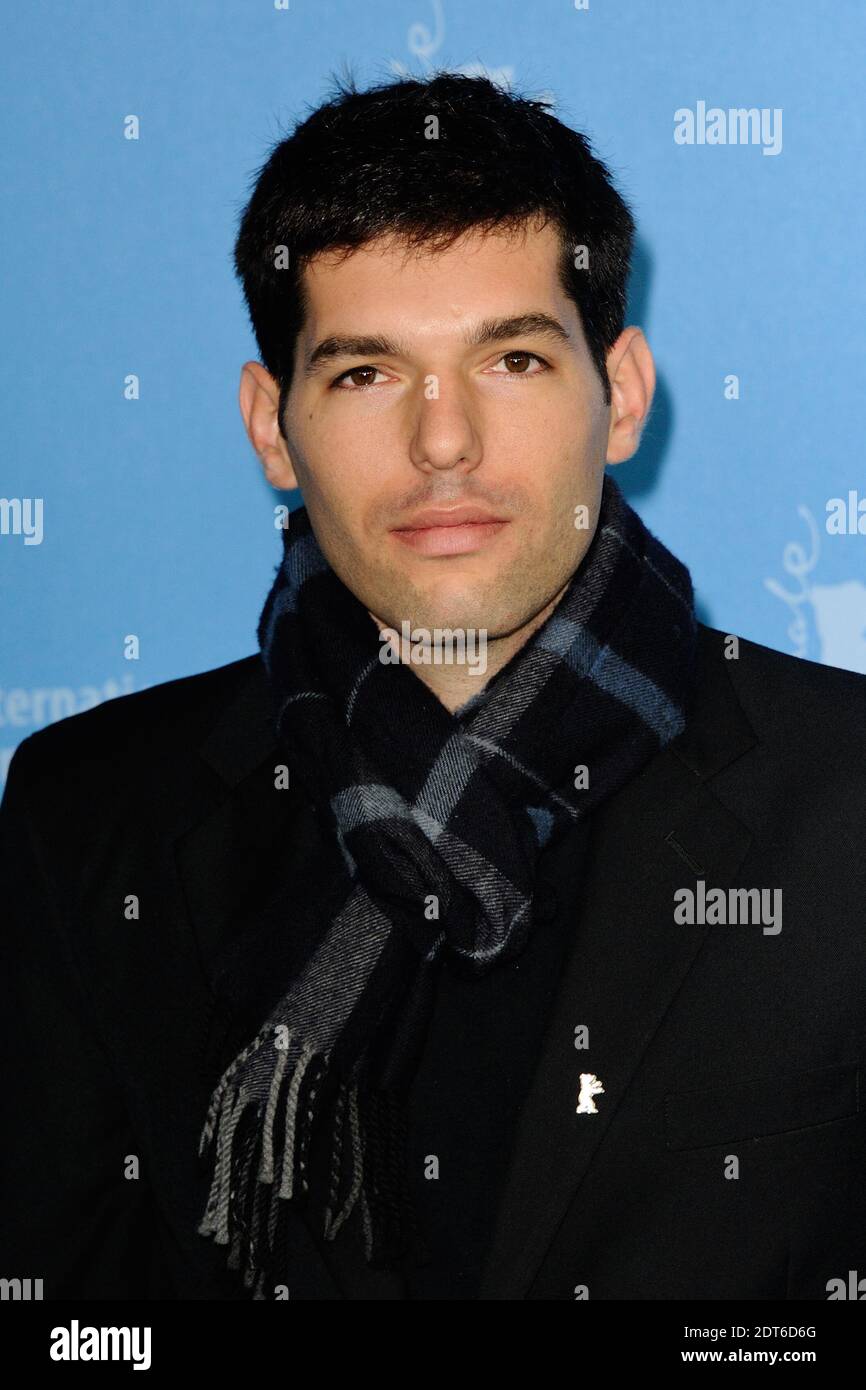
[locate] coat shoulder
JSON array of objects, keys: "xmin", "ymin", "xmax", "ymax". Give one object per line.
[
  {"xmin": 3, "ymin": 654, "xmax": 265, "ymax": 814},
  {"xmin": 697, "ymin": 623, "xmax": 866, "ymax": 752}
]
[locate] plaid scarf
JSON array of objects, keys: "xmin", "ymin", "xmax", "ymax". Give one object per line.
[{"xmin": 197, "ymin": 473, "xmax": 698, "ymax": 1297}]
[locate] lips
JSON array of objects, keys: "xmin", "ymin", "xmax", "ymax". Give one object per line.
[
  {"xmin": 391, "ymin": 507, "xmax": 510, "ymax": 557},
  {"xmin": 394, "ymin": 505, "xmax": 508, "ymax": 530}
]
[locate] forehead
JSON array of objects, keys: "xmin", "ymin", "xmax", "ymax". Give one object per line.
[{"xmin": 298, "ymin": 219, "xmax": 570, "ymax": 324}]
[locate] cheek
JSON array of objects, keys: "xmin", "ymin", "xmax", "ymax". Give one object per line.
[
  {"xmin": 531, "ymin": 464, "xmax": 602, "ymax": 573},
  {"xmin": 302, "ymin": 406, "xmax": 391, "ymax": 485},
  {"xmin": 291, "ymin": 431, "xmax": 377, "ymax": 523},
  {"xmin": 540, "ymin": 445, "xmax": 595, "ymax": 515}
]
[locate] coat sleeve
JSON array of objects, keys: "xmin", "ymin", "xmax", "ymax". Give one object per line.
[{"xmin": 0, "ymin": 735, "xmax": 172, "ymax": 1298}]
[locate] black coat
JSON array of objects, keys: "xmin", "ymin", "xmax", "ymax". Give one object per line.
[{"xmin": 2, "ymin": 623, "xmax": 866, "ymax": 1300}]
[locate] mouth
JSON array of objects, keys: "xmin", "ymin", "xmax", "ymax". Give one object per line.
[{"xmin": 390, "ymin": 506, "xmax": 510, "ymax": 557}]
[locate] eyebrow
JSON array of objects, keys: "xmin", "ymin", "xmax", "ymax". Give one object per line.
[{"xmin": 304, "ymin": 311, "xmax": 573, "ymax": 375}]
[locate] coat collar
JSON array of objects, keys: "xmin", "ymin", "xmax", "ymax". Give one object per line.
[{"xmin": 171, "ymin": 624, "xmax": 757, "ymax": 1298}]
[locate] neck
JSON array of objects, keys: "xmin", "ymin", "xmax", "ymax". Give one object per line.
[{"xmin": 369, "ymin": 582, "xmax": 571, "ymax": 714}]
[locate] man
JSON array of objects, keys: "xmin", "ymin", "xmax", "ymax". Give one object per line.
[{"xmin": 2, "ymin": 71, "xmax": 865, "ymax": 1302}]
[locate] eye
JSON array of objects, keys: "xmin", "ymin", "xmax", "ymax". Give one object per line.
[
  {"xmin": 329, "ymin": 350, "xmax": 550, "ymax": 390},
  {"xmin": 330, "ymin": 365, "xmax": 390, "ymax": 390},
  {"xmin": 485, "ymin": 350, "xmax": 549, "ymax": 377}
]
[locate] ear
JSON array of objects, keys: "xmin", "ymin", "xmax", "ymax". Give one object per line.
[
  {"xmin": 604, "ymin": 328, "xmax": 656, "ymax": 465},
  {"xmin": 238, "ymin": 361, "xmax": 299, "ymax": 490}
]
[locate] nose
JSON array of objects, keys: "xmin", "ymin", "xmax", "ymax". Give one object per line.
[{"xmin": 408, "ymin": 379, "xmax": 483, "ymax": 476}]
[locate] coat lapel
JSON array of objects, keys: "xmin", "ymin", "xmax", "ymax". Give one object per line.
[{"xmin": 477, "ymin": 627, "xmax": 758, "ymax": 1298}]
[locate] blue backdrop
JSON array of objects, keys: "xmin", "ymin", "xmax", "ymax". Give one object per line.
[{"xmin": 3, "ymin": 0, "xmax": 865, "ymax": 792}]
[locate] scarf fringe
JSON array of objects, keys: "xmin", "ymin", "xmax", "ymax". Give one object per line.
[
  {"xmin": 322, "ymin": 1077, "xmax": 364, "ymax": 1241},
  {"xmin": 358, "ymin": 1087, "xmax": 414, "ymax": 1267},
  {"xmin": 198, "ymin": 1026, "xmax": 331, "ymax": 1291},
  {"xmin": 198, "ymin": 1024, "xmax": 417, "ymax": 1288}
]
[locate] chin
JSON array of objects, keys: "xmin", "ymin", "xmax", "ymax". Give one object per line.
[{"xmin": 409, "ymin": 586, "xmax": 487, "ymax": 629}]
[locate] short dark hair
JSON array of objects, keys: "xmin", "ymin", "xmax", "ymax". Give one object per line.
[{"xmin": 233, "ymin": 70, "xmax": 635, "ymax": 430}]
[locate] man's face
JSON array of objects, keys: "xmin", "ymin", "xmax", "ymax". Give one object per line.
[{"xmin": 281, "ymin": 220, "xmax": 612, "ymax": 639}]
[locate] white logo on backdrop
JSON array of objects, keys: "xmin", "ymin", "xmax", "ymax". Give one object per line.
[
  {"xmin": 389, "ymin": 2, "xmax": 515, "ymax": 90},
  {"xmin": 765, "ymin": 507, "xmax": 866, "ymax": 674}
]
